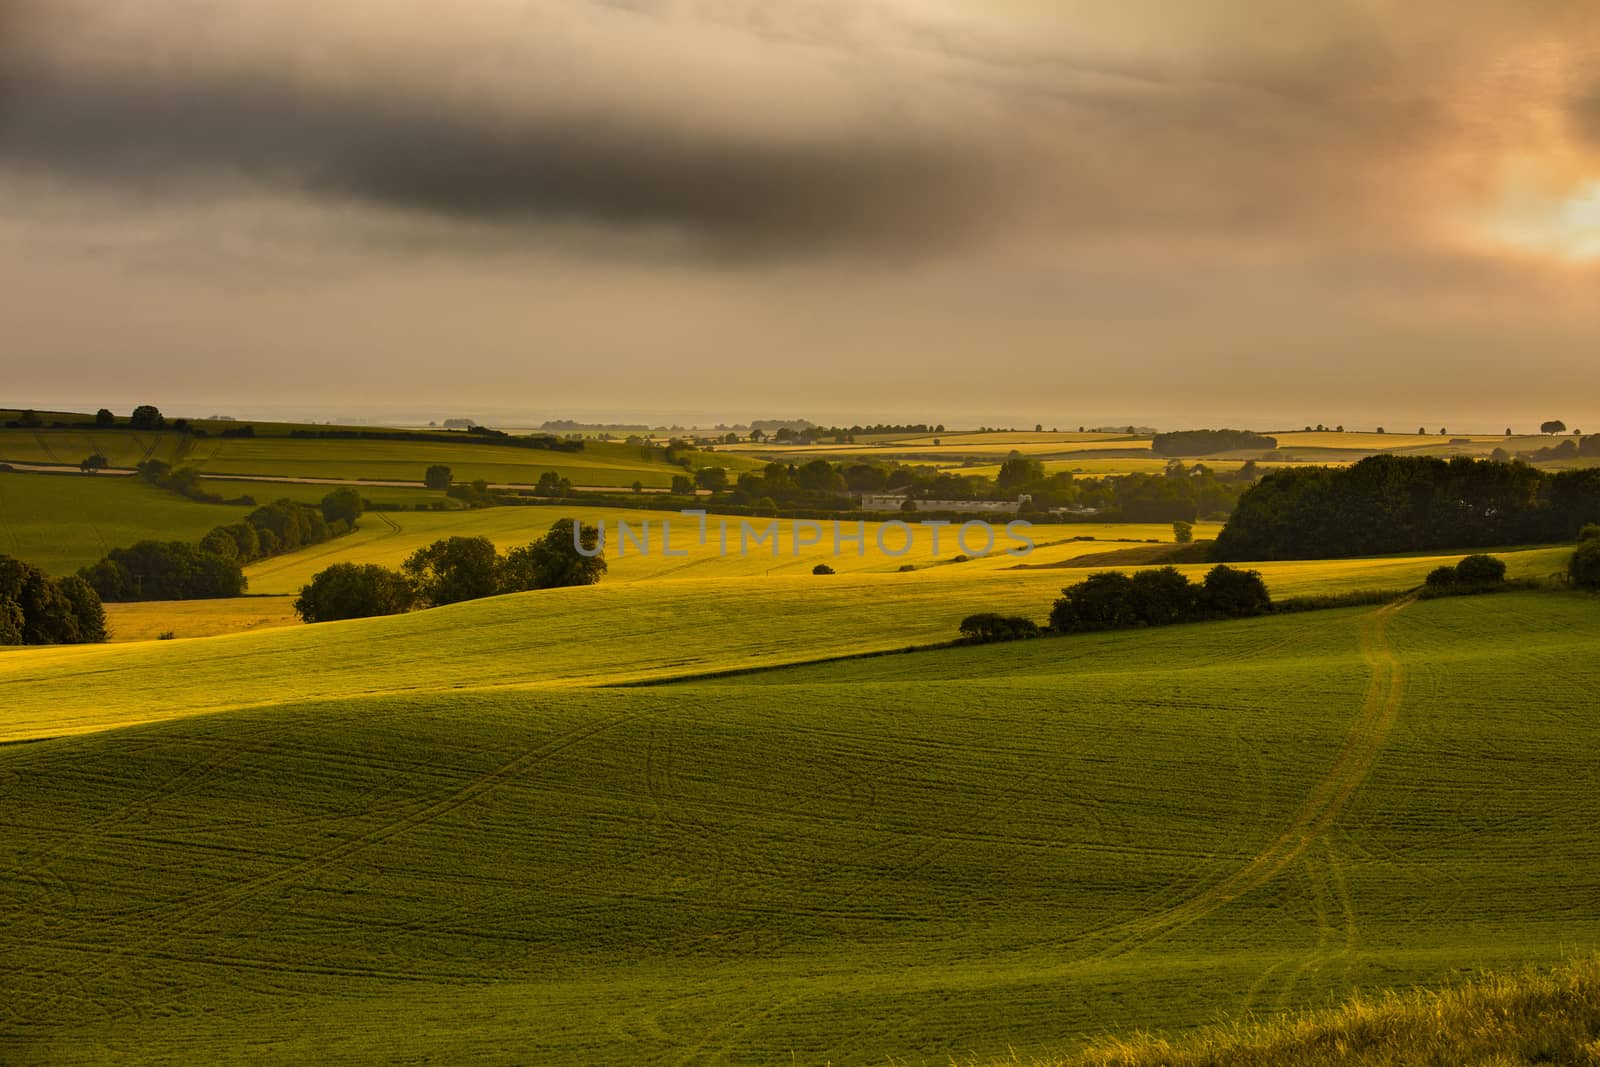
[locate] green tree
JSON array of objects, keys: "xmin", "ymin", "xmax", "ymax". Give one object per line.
[
  {"xmin": 1454, "ymin": 554, "xmax": 1507, "ymax": 585},
  {"xmin": 295, "ymin": 563, "xmax": 415, "ymax": 622},
  {"xmin": 94, "ymin": 408, "xmax": 115, "ymax": 428},
  {"xmin": 1172, "ymin": 520, "xmax": 1194, "ymax": 544},
  {"xmin": 1570, "ymin": 540, "xmax": 1600, "ymax": 589},
  {"xmin": 1200, "ymin": 565, "xmax": 1271, "ymax": 618},
  {"xmin": 56, "ymin": 575, "xmax": 107, "ymax": 643},
  {"xmin": 79, "ymin": 453, "xmax": 108, "ymax": 473},
  {"xmin": 402, "ymin": 536, "xmax": 501, "ymax": 606},
  {"xmin": 500, "ymin": 520, "xmax": 607, "ymax": 592},
  {"xmin": 694, "ymin": 467, "xmax": 729, "ymax": 492},
  {"xmin": 1129, "ymin": 566, "xmax": 1200, "ymax": 625},
  {"xmin": 671, "ymin": 474, "xmax": 694, "ymax": 495},
  {"xmin": 78, "ymin": 541, "xmax": 245, "ymax": 601},
  {"xmin": 1541, "ymin": 420, "xmax": 1568, "ymax": 435},
  {"xmin": 1050, "ymin": 571, "xmax": 1139, "ymax": 632},
  {"xmin": 794, "ymin": 460, "xmax": 845, "ymax": 494},
  {"xmin": 0, "ymin": 556, "xmax": 104, "ymax": 644},
  {"xmin": 997, "ymin": 452, "xmax": 1045, "ymax": 489},
  {"xmin": 424, "ymin": 464, "xmax": 453, "ymax": 490},
  {"xmin": 534, "ymin": 471, "xmax": 572, "ymax": 496},
  {"xmin": 129, "ymin": 405, "xmax": 166, "ymax": 430},
  {"xmin": 198, "ymin": 527, "xmax": 241, "ymax": 561},
  {"xmin": 320, "ymin": 487, "xmax": 364, "ymax": 526}
]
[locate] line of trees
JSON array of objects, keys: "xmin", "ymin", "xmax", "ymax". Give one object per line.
[
  {"xmin": 1214, "ymin": 455, "xmax": 1600, "ymax": 561},
  {"xmin": 0, "ymin": 555, "xmax": 106, "ymax": 645},
  {"xmin": 1050, "ymin": 565, "xmax": 1272, "ymax": 632},
  {"xmin": 956, "ymin": 564, "xmax": 1271, "ymax": 644},
  {"xmin": 294, "ymin": 520, "xmax": 605, "ymax": 622},
  {"xmin": 81, "ymin": 493, "xmax": 362, "ymax": 601},
  {"xmin": 690, "ymin": 453, "xmax": 1253, "ymax": 521},
  {"xmin": 288, "ymin": 428, "xmax": 584, "ymax": 452},
  {"xmin": 1151, "ymin": 429, "xmax": 1278, "ymax": 457}
]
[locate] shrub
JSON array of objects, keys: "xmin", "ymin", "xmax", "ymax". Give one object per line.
[
  {"xmin": 1571, "ymin": 540, "xmax": 1600, "ymax": 590},
  {"xmin": 1050, "ymin": 571, "xmax": 1140, "ymax": 632},
  {"xmin": 1130, "ymin": 566, "xmax": 1199, "ymax": 625},
  {"xmin": 812, "ymin": 563, "xmax": 835, "ymax": 575},
  {"xmin": 1580, "ymin": 524, "xmax": 1600, "ymax": 542},
  {"xmin": 1425, "ymin": 565, "xmax": 1459, "ymax": 587},
  {"xmin": 958, "ymin": 613, "xmax": 1042, "ymax": 643},
  {"xmin": 295, "ymin": 563, "xmax": 416, "ymax": 623},
  {"xmin": 1454, "ymin": 554, "xmax": 1507, "ymax": 584},
  {"xmin": 1201, "ymin": 564, "xmax": 1271, "ymax": 618}
]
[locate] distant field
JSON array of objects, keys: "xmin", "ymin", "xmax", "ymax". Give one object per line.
[
  {"xmin": 0, "ymin": 427, "xmax": 188, "ymax": 469},
  {"xmin": 0, "ymin": 428, "xmax": 739, "ymax": 489},
  {"xmin": 241, "ymin": 508, "xmax": 1221, "ymax": 594},
  {"xmin": 2, "ymin": 592, "xmax": 1599, "ymax": 1062},
  {"xmin": 0, "ymin": 471, "xmax": 245, "ymax": 575},
  {"xmin": 195, "ymin": 478, "xmax": 448, "ymax": 510},
  {"xmin": 102, "ymin": 597, "xmax": 300, "ymax": 642}
]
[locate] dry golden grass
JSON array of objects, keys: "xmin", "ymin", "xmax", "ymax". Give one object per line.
[{"xmin": 981, "ymin": 957, "xmax": 1600, "ymax": 1067}]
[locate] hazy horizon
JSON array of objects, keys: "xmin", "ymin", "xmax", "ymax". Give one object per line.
[{"xmin": 3, "ymin": 0, "xmax": 1596, "ymax": 422}]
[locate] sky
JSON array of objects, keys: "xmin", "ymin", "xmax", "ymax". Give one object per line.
[{"xmin": 1, "ymin": 0, "xmax": 1597, "ymax": 430}]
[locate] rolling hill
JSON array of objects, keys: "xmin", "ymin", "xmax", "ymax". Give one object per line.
[{"xmin": 3, "ymin": 586, "xmax": 1600, "ymax": 1062}]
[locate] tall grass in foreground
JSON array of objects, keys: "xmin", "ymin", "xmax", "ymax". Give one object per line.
[{"xmin": 990, "ymin": 957, "xmax": 1600, "ymax": 1067}]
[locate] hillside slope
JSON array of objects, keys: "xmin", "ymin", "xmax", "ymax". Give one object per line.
[{"xmin": 3, "ymin": 593, "xmax": 1600, "ymax": 1062}]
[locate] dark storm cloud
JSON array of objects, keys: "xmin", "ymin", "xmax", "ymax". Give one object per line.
[
  {"xmin": 0, "ymin": 0, "xmax": 1595, "ymax": 259},
  {"xmin": 0, "ymin": 3, "xmax": 1023, "ymax": 256}
]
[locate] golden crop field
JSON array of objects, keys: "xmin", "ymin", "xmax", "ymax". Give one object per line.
[{"xmin": 240, "ymin": 507, "xmax": 1221, "ymax": 594}]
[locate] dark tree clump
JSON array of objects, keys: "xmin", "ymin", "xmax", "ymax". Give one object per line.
[
  {"xmin": 958, "ymin": 613, "xmax": 1042, "ymax": 643},
  {"xmin": 1151, "ymin": 429, "xmax": 1277, "ymax": 457},
  {"xmin": 1569, "ymin": 540, "xmax": 1600, "ymax": 590},
  {"xmin": 402, "ymin": 536, "xmax": 502, "ymax": 606},
  {"xmin": 499, "ymin": 520, "xmax": 607, "ymax": 592},
  {"xmin": 129, "ymin": 405, "xmax": 166, "ymax": 430},
  {"xmin": 424, "ymin": 464, "xmax": 453, "ymax": 490},
  {"xmin": 79, "ymin": 541, "xmax": 245, "ymax": 601},
  {"xmin": 320, "ymin": 487, "xmax": 364, "ymax": 527},
  {"xmin": 1215, "ymin": 456, "xmax": 1600, "ymax": 561},
  {"xmin": 295, "ymin": 564, "xmax": 416, "ymax": 623},
  {"xmin": 0, "ymin": 556, "xmax": 107, "ymax": 644}
]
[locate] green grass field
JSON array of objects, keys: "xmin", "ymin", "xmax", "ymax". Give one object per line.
[
  {"xmin": 0, "ymin": 428, "xmax": 741, "ymax": 489},
  {"xmin": 0, "ymin": 471, "xmax": 247, "ymax": 575},
  {"xmin": 3, "ymin": 590, "xmax": 1599, "ymax": 1063}
]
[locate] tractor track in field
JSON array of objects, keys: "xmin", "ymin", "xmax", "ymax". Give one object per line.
[
  {"xmin": 0, "ymin": 710, "xmax": 634, "ymax": 1028},
  {"xmin": 1073, "ymin": 599, "xmax": 1410, "ymax": 960}
]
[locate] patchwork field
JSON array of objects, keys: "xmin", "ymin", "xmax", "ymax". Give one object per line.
[
  {"xmin": 2, "ymin": 591, "xmax": 1598, "ymax": 1063},
  {"xmin": 0, "ymin": 429, "xmax": 736, "ymax": 489},
  {"xmin": 239, "ymin": 509, "xmax": 1223, "ymax": 594},
  {"xmin": 0, "ymin": 471, "xmax": 246, "ymax": 575}
]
